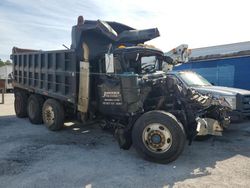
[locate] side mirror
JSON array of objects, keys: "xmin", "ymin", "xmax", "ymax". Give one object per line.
[{"xmin": 211, "ymin": 83, "xmax": 215, "ymax": 86}]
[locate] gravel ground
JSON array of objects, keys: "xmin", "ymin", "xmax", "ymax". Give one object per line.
[{"xmin": 0, "ymin": 94, "xmax": 250, "ymax": 188}]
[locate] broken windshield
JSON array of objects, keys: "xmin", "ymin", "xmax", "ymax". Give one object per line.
[
  {"xmin": 141, "ymin": 56, "xmax": 160, "ymax": 74},
  {"xmin": 120, "ymin": 48, "xmax": 164, "ymax": 74}
]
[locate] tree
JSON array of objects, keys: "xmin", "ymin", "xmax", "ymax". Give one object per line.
[
  {"xmin": 5, "ymin": 60, "xmax": 12, "ymax": 65},
  {"xmin": 0, "ymin": 59, "xmax": 12, "ymax": 67},
  {"xmin": 0, "ymin": 59, "xmax": 4, "ymax": 67}
]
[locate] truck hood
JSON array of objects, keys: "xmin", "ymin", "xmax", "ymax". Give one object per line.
[{"xmin": 192, "ymin": 85, "xmax": 250, "ymax": 97}]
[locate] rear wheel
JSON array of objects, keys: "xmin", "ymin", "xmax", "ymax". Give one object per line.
[
  {"xmin": 14, "ymin": 90, "xmax": 28, "ymax": 118},
  {"xmin": 27, "ymin": 95, "xmax": 44, "ymax": 124},
  {"xmin": 132, "ymin": 111, "xmax": 186, "ymax": 164},
  {"xmin": 42, "ymin": 99, "xmax": 64, "ymax": 131}
]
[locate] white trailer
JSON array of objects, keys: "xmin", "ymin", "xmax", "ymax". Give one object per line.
[{"xmin": 0, "ymin": 65, "xmax": 13, "ymax": 92}]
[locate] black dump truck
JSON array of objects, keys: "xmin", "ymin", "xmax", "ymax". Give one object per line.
[{"xmin": 11, "ymin": 16, "xmax": 231, "ymax": 163}]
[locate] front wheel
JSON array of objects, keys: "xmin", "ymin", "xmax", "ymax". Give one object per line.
[{"xmin": 132, "ymin": 111, "xmax": 186, "ymax": 164}]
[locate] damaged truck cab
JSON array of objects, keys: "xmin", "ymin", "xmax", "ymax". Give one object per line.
[{"xmin": 12, "ymin": 16, "xmax": 230, "ymax": 164}]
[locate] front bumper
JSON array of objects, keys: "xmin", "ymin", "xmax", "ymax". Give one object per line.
[{"xmin": 236, "ymin": 94, "xmax": 250, "ymax": 116}]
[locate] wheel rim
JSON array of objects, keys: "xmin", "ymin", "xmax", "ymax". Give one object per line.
[
  {"xmin": 142, "ymin": 123, "xmax": 172, "ymax": 153},
  {"xmin": 44, "ymin": 105, "xmax": 55, "ymax": 126},
  {"xmin": 28, "ymin": 100, "xmax": 36, "ymax": 119}
]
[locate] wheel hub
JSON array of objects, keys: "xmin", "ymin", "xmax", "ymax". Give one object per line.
[
  {"xmin": 44, "ymin": 106, "xmax": 55, "ymax": 126},
  {"xmin": 142, "ymin": 123, "xmax": 172, "ymax": 153},
  {"xmin": 151, "ymin": 134, "xmax": 162, "ymax": 144},
  {"xmin": 148, "ymin": 130, "xmax": 166, "ymax": 148}
]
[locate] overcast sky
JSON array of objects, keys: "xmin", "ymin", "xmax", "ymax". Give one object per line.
[{"xmin": 0, "ymin": 0, "xmax": 249, "ymax": 60}]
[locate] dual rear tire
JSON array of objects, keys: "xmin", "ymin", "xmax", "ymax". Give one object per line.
[
  {"xmin": 42, "ymin": 99, "xmax": 64, "ymax": 131},
  {"xmin": 14, "ymin": 91, "xmax": 28, "ymax": 118},
  {"xmin": 27, "ymin": 95, "xmax": 44, "ymax": 124},
  {"xmin": 14, "ymin": 91, "xmax": 64, "ymax": 131}
]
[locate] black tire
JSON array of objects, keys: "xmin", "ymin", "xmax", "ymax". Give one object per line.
[
  {"xmin": 42, "ymin": 99, "xmax": 64, "ymax": 131},
  {"xmin": 27, "ymin": 95, "xmax": 44, "ymax": 124},
  {"xmin": 132, "ymin": 110, "xmax": 186, "ymax": 164},
  {"xmin": 195, "ymin": 135, "xmax": 212, "ymax": 141},
  {"xmin": 14, "ymin": 91, "xmax": 28, "ymax": 118}
]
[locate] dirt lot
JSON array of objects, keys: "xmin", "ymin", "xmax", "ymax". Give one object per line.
[{"xmin": 0, "ymin": 94, "xmax": 250, "ymax": 188}]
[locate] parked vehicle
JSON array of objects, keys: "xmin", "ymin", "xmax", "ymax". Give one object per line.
[
  {"xmin": 167, "ymin": 70, "xmax": 250, "ymax": 121},
  {"xmin": 0, "ymin": 65, "xmax": 13, "ymax": 92},
  {"xmin": 173, "ymin": 42, "xmax": 250, "ymax": 90},
  {"xmin": 11, "ymin": 16, "xmax": 230, "ymax": 163}
]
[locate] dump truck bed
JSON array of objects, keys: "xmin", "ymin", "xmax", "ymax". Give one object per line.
[{"xmin": 12, "ymin": 49, "xmax": 78, "ymax": 104}]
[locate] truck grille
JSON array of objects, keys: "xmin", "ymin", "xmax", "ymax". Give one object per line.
[{"xmin": 242, "ymin": 95, "xmax": 250, "ymax": 114}]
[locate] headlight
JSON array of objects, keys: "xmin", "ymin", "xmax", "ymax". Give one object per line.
[{"xmin": 224, "ymin": 96, "xmax": 236, "ymax": 110}]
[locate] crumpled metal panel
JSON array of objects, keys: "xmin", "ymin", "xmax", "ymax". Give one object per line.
[{"xmin": 71, "ymin": 19, "xmax": 160, "ymax": 60}]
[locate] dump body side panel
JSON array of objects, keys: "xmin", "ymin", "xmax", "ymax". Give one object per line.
[{"xmin": 12, "ymin": 49, "xmax": 78, "ymax": 104}]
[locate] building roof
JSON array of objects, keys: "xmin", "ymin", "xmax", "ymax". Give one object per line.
[{"xmin": 190, "ymin": 41, "xmax": 250, "ymax": 61}]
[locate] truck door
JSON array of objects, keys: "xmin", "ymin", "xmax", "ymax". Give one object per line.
[{"xmin": 97, "ymin": 54, "xmax": 124, "ymax": 116}]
